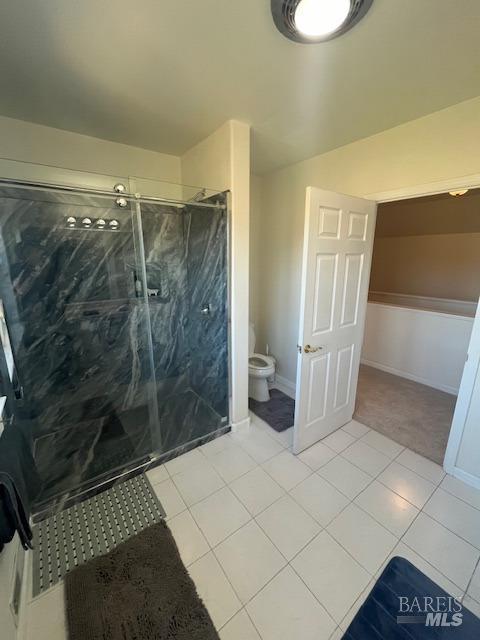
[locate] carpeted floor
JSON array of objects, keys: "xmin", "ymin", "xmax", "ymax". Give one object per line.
[
  {"xmin": 354, "ymin": 365, "xmax": 457, "ymax": 465},
  {"xmin": 65, "ymin": 521, "xmax": 219, "ymax": 640}
]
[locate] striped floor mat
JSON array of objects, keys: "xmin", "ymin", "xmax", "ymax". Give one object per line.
[{"xmin": 31, "ymin": 474, "xmax": 165, "ymax": 596}]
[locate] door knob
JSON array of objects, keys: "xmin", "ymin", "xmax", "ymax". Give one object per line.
[{"xmin": 304, "ymin": 344, "xmax": 322, "ymax": 353}]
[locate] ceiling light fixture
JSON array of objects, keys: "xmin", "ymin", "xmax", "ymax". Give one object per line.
[
  {"xmin": 271, "ymin": 0, "xmax": 373, "ymax": 43},
  {"xmin": 449, "ymin": 189, "xmax": 469, "ymax": 197}
]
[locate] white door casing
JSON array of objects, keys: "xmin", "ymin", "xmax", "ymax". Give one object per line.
[
  {"xmin": 444, "ymin": 297, "xmax": 480, "ymax": 489},
  {"xmin": 293, "ymin": 187, "xmax": 377, "ymax": 454}
]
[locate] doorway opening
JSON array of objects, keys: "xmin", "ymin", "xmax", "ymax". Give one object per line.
[{"xmin": 354, "ymin": 188, "xmax": 480, "ymax": 465}]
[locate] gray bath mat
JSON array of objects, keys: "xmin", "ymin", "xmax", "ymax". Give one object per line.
[
  {"xmin": 32, "ymin": 474, "xmax": 165, "ymax": 596},
  {"xmin": 249, "ymin": 388, "xmax": 295, "ymax": 432},
  {"xmin": 65, "ymin": 521, "xmax": 220, "ymax": 640}
]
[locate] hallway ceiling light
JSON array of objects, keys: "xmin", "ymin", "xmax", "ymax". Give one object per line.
[
  {"xmin": 449, "ymin": 189, "xmax": 469, "ymax": 197},
  {"xmin": 271, "ymin": 0, "xmax": 373, "ymax": 43}
]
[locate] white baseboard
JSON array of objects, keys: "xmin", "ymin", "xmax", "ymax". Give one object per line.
[
  {"xmin": 360, "ymin": 359, "xmax": 458, "ymax": 396},
  {"xmin": 230, "ymin": 416, "xmax": 251, "ymax": 433},
  {"xmin": 270, "ymin": 374, "xmax": 296, "ymax": 399},
  {"xmin": 447, "ymin": 466, "xmax": 480, "ymax": 492}
]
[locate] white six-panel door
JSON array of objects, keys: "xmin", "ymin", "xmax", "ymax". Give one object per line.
[{"xmin": 293, "ymin": 187, "xmax": 377, "ymax": 454}]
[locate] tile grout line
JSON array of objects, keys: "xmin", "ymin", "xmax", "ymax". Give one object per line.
[
  {"xmin": 253, "ymin": 510, "xmax": 322, "ymax": 566},
  {"xmin": 181, "ymin": 465, "xmax": 358, "ymax": 632},
  {"xmin": 315, "ymin": 457, "xmax": 378, "ymax": 502},
  {"xmin": 171, "ymin": 455, "xmax": 288, "ymax": 521},
  {"xmin": 156, "ymin": 428, "xmax": 451, "ymax": 530},
  {"xmin": 182, "ymin": 424, "xmax": 477, "ymax": 635},
  {"xmin": 286, "ymin": 559, "xmax": 338, "ymax": 628},
  {"xmin": 149, "ymin": 428, "xmax": 475, "ymax": 594},
  {"xmin": 396, "ymin": 507, "xmax": 468, "ymax": 597},
  {"xmin": 285, "ymin": 491, "xmax": 372, "ymax": 570},
  {"xmin": 374, "ymin": 475, "xmax": 436, "ymax": 510},
  {"xmin": 260, "ymin": 459, "xmax": 314, "ymax": 494},
  {"xmin": 462, "ymin": 555, "xmax": 480, "ymax": 604},
  {"xmin": 282, "ymin": 443, "xmax": 477, "ymax": 606},
  {"xmin": 433, "ymin": 484, "xmax": 480, "ymax": 514},
  {"xmin": 332, "ymin": 444, "xmax": 449, "ymax": 616},
  {"xmin": 188, "ymin": 492, "xmax": 252, "ymax": 549},
  {"xmin": 230, "ymin": 485, "xmax": 287, "ymax": 520},
  {"xmin": 351, "ymin": 496, "xmax": 416, "ymax": 540},
  {"xmin": 28, "ymin": 423, "xmax": 479, "ymax": 640},
  {"xmin": 180, "ymin": 473, "xmax": 294, "ymax": 627},
  {"xmin": 120, "ymin": 428, "xmax": 478, "ymax": 631},
  {"xmin": 412, "ymin": 497, "xmax": 480, "ymax": 553}
]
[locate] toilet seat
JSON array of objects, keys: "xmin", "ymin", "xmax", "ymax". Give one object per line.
[
  {"xmin": 248, "ymin": 322, "xmax": 276, "ymax": 401},
  {"xmin": 248, "ymin": 353, "xmax": 275, "ymax": 370}
]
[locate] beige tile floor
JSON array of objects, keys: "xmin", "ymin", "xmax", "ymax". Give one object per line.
[{"xmin": 23, "ymin": 414, "xmax": 480, "ymax": 640}]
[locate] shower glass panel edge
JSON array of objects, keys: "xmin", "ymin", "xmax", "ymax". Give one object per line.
[{"xmin": 129, "ymin": 194, "xmax": 161, "ymax": 453}]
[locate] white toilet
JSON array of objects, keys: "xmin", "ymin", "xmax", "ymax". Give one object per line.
[{"xmin": 248, "ymin": 323, "xmax": 275, "ymax": 402}]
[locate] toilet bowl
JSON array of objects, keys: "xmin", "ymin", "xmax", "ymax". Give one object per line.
[{"xmin": 248, "ymin": 323, "xmax": 275, "ymax": 402}]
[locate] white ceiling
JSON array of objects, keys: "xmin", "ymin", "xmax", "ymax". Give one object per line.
[{"xmin": 0, "ymin": 0, "xmax": 479, "ymax": 173}]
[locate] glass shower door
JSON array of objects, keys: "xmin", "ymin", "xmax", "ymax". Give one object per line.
[
  {"xmin": 135, "ymin": 182, "xmax": 230, "ymax": 459},
  {"xmin": 0, "ymin": 177, "xmax": 230, "ymax": 513},
  {"xmin": 0, "ymin": 186, "xmax": 157, "ymax": 510}
]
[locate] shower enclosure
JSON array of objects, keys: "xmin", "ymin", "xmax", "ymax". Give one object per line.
[{"xmin": 0, "ymin": 178, "xmax": 229, "ymax": 515}]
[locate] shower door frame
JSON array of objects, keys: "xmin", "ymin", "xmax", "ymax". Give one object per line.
[{"xmin": 0, "ymin": 158, "xmax": 233, "ymax": 511}]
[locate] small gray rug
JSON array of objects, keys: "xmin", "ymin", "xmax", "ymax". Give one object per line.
[
  {"xmin": 249, "ymin": 388, "xmax": 295, "ymax": 432},
  {"xmin": 65, "ymin": 521, "xmax": 220, "ymax": 640}
]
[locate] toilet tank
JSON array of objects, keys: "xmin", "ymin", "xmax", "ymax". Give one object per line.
[{"xmin": 249, "ymin": 322, "xmax": 255, "ymax": 355}]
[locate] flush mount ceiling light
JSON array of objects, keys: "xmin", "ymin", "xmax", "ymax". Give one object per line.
[
  {"xmin": 449, "ymin": 189, "xmax": 469, "ymax": 197},
  {"xmin": 271, "ymin": 0, "xmax": 373, "ymax": 43}
]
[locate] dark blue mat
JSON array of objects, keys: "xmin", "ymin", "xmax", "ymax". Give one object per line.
[{"xmin": 343, "ymin": 556, "xmax": 480, "ymax": 639}]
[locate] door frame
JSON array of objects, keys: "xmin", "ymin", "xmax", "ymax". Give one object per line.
[
  {"xmin": 365, "ymin": 173, "xmax": 480, "ymax": 204},
  {"xmin": 443, "ymin": 302, "xmax": 480, "ymax": 489},
  {"xmin": 365, "ymin": 172, "xmax": 480, "ymax": 480}
]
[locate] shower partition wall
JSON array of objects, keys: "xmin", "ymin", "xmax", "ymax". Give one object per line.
[{"xmin": 0, "ymin": 180, "xmax": 229, "ymax": 514}]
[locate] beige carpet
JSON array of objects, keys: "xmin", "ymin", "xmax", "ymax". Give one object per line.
[{"xmin": 354, "ymin": 365, "xmax": 457, "ymax": 465}]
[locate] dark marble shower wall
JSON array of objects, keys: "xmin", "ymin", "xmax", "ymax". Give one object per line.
[
  {"xmin": 138, "ymin": 195, "xmax": 228, "ymax": 421},
  {"xmin": 0, "ymin": 196, "xmax": 152, "ymax": 425},
  {"xmin": 140, "ymin": 202, "xmax": 189, "ymax": 395},
  {"xmin": 0, "ymin": 188, "xmax": 229, "ymax": 510},
  {"xmin": 184, "ymin": 196, "xmax": 229, "ymax": 419}
]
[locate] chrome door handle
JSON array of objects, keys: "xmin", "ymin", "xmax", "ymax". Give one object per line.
[{"xmin": 304, "ymin": 344, "xmax": 322, "ymax": 353}]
